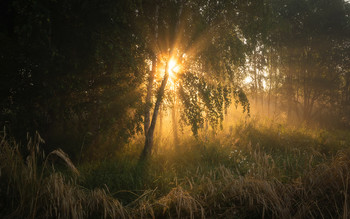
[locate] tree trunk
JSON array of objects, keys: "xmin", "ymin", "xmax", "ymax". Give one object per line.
[
  {"xmin": 144, "ymin": 57, "xmax": 156, "ymax": 134},
  {"xmin": 144, "ymin": 4, "xmax": 159, "ymax": 135},
  {"xmin": 141, "ymin": 1, "xmax": 183, "ymax": 159},
  {"xmin": 254, "ymin": 51, "xmax": 258, "ymax": 110},
  {"xmin": 267, "ymin": 53, "xmax": 272, "ymax": 116},
  {"xmin": 141, "ymin": 67, "xmax": 169, "ymax": 159},
  {"xmin": 172, "ymin": 95, "xmax": 179, "ymax": 146},
  {"xmin": 287, "ymin": 56, "xmax": 293, "ymax": 121},
  {"xmin": 261, "ymin": 85, "xmax": 264, "ymax": 113},
  {"xmin": 158, "ymin": 106, "xmax": 163, "ymax": 141}
]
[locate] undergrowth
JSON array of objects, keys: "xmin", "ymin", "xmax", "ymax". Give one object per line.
[{"xmin": 1, "ymin": 121, "xmax": 350, "ymax": 218}]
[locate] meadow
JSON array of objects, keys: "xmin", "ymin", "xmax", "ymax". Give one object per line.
[{"xmin": 1, "ymin": 119, "xmax": 350, "ymax": 218}]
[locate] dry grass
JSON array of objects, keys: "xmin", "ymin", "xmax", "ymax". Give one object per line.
[
  {"xmin": 191, "ymin": 148, "xmax": 350, "ymax": 218},
  {"xmin": 158, "ymin": 186, "xmax": 204, "ymax": 219},
  {"xmin": 293, "ymin": 150, "xmax": 350, "ymax": 218},
  {"xmin": 1, "ymin": 127, "xmax": 350, "ymax": 218},
  {"xmin": 0, "ymin": 133, "xmax": 128, "ymax": 218}
]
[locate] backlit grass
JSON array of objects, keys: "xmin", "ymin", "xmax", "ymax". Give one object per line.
[{"xmin": 1, "ymin": 120, "xmax": 350, "ymax": 218}]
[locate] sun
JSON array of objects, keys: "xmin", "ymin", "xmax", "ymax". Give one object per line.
[
  {"xmin": 243, "ymin": 76, "xmax": 252, "ymax": 84},
  {"xmin": 168, "ymin": 58, "xmax": 180, "ymax": 79}
]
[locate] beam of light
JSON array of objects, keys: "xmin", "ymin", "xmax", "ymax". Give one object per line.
[
  {"xmin": 145, "ymin": 59, "xmax": 152, "ymax": 71},
  {"xmin": 243, "ymin": 76, "xmax": 252, "ymax": 84},
  {"xmin": 262, "ymin": 79, "xmax": 267, "ymax": 90}
]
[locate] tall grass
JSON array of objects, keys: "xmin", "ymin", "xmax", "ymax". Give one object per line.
[
  {"xmin": 0, "ymin": 132, "xmax": 127, "ymax": 218},
  {"xmin": 1, "ymin": 121, "xmax": 350, "ymax": 218}
]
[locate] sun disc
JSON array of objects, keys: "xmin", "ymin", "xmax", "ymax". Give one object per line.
[
  {"xmin": 243, "ymin": 76, "xmax": 252, "ymax": 84},
  {"xmin": 168, "ymin": 59, "xmax": 177, "ymax": 72},
  {"xmin": 167, "ymin": 58, "xmax": 180, "ymax": 79}
]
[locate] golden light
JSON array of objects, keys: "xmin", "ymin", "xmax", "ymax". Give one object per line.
[
  {"xmin": 262, "ymin": 79, "xmax": 267, "ymax": 90},
  {"xmin": 167, "ymin": 58, "xmax": 180, "ymax": 80},
  {"xmin": 173, "ymin": 65, "xmax": 180, "ymax": 73},
  {"xmin": 243, "ymin": 76, "xmax": 252, "ymax": 84}
]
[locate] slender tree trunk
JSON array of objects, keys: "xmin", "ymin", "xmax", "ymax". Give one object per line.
[
  {"xmin": 275, "ymin": 47, "xmax": 281, "ymax": 115},
  {"xmin": 254, "ymin": 52, "xmax": 258, "ymax": 110},
  {"xmin": 267, "ymin": 53, "xmax": 272, "ymax": 116},
  {"xmin": 204, "ymin": 118, "xmax": 209, "ymax": 141},
  {"xmin": 144, "ymin": 5, "xmax": 159, "ymax": 135},
  {"xmin": 261, "ymin": 82, "xmax": 264, "ymax": 113},
  {"xmin": 141, "ymin": 1, "xmax": 183, "ymax": 159},
  {"xmin": 141, "ymin": 67, "xmax": 169, "ymax": 159},
  {"xmin": 172, "ymin": 93, "xmax": 179, "ymax": 146},
  {"xmin": 287, "ymin": 56, "xmax": 293, "ymax": 121},
  {"xmin": 267, "ymin": 77, "xmax": 271, "ymax": 116},
  {"xmin": 153, "ymin": 106, "xmax": 162, "ymax": 154},
  {"xmin": 158, "ymin": 106, "xmax": 163, "ymax": 141},
  {"xmin": 344, "ymin": 77, "xmax": 349, "ymax": 104},
  {"xmin": 144, "ymin": 58, "xmax": 156, "ymax": 134}
]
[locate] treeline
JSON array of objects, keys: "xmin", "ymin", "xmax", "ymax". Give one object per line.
[
  {"xmin": 242, "ymin": 0, "xmax": 350, "ymax": 127},
  {"xmin": 0, "ymin": 0, "xmax": 349, "ymax": 159}
]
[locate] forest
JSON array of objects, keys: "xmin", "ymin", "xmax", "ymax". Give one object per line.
[{"xmin": 1, "ymin": 0, "xmax": 350, "ymax": 218}]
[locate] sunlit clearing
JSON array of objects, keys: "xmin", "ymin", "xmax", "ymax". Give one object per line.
[{"xmin": 243, "ymin": 76, "xmax": 252, "ymax": 84}]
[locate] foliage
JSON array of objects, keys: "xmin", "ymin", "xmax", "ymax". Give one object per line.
[
  {"xmin": 178, "ymin": 72, "xmax": 250, "ymax": 136},
  {"xmin": 0, "ymin": 0, "xmax": 146, "ymax": 158}
]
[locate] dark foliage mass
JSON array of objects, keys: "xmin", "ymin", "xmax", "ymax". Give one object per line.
[{"xmin": 0, "ymin": 0, "xmax": 146, "ymax": 158}]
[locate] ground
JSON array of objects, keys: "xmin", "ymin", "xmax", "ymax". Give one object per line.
[{"xmin": 1, "ymin": 119, "xmax": 350, "ymax": 218}]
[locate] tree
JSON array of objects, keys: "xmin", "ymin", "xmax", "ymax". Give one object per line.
[
  {"xmin": 137, "ymin": 0, "xmax": 252, "ymax": 158},
  {"xmin": 0, "ymin": 0, "xmax": 146, "ymax": 158}
]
